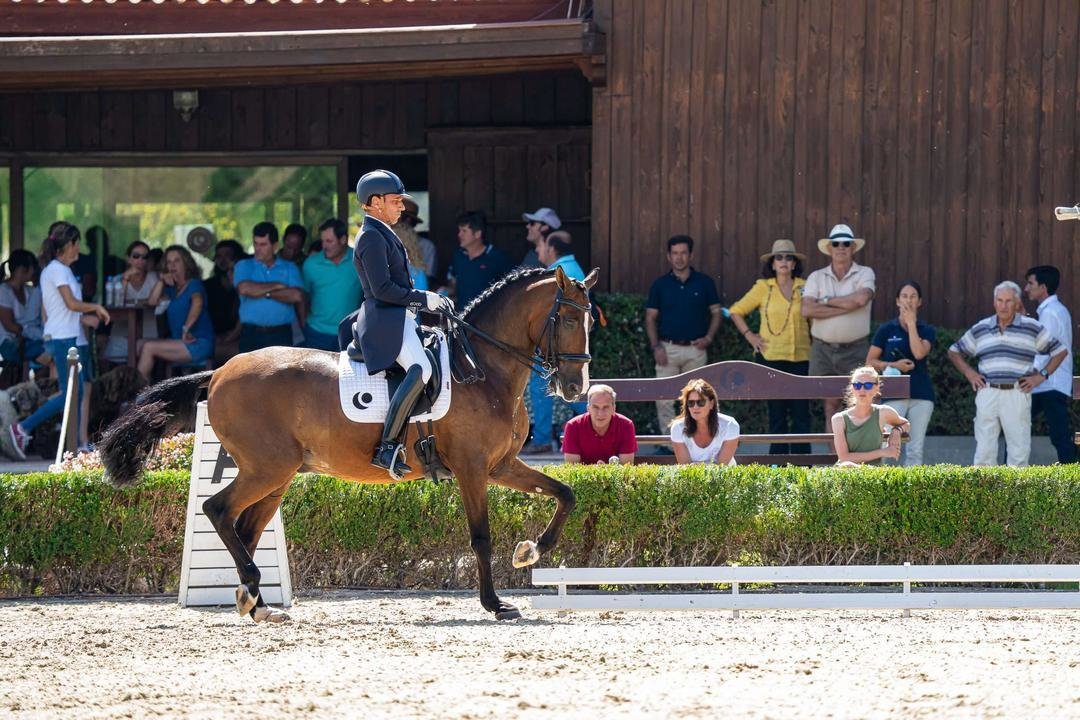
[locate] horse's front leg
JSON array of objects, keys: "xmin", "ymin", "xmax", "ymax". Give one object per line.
[
  {"xmin": 492, "ymin": 458, "xmax": 576, "ymax": 568},
  {"xmin": 457, "ymin": 471, "xmax": 522, "ymax": 620}
]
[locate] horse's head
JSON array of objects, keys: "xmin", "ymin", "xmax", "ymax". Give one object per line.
[{"xmin": 531, "ymin": 265, "xmax": 598, "ymax": 402}]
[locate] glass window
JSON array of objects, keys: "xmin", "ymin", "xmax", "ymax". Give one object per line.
[
  {"xmin": 0, "ymin": 166, "xmax": 9, "ymax": 262},
  {"xmin": 23, "ymin": 164, "xmax": 337, "ymax": 299}
]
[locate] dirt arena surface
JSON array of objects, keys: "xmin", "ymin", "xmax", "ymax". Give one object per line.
[{"xmin": 2, "ymin": 590, "xmax": 1079, "ymax": 719}]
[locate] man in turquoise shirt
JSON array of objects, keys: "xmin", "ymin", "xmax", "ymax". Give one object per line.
[
  {"xmin": 522, "ymin": 230, "xmax": 588, "ymax": 454},
  {"xmin": 302, "ymin": 218, "xmax": 364, "ymax": 351},
  {"xmin": 234, "ymin": 221, "xmax": 305, "ymax": 352}
]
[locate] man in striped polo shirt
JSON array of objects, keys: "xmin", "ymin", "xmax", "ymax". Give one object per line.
[{"xmin": 948, "ymin": 280, "xmax": 1068, "ymax": 467}]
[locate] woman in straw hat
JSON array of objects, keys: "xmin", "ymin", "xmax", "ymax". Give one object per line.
[{"xmin": 727, "ymin": 239, "xmax": 813, "ymax": 454}]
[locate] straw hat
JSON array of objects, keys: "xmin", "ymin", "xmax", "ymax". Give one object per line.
[
  {"xmin": 816, "ymin": 223, "xmax": 865, "ymax": 255},
  {"xmin": 759, "ymin": 239, "xmax": 806, "ymax": 263}
]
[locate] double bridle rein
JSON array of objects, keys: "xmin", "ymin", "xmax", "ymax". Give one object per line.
[{"xmin": 442, "ymin": 285, "xmax": 592, "ymax": 382}]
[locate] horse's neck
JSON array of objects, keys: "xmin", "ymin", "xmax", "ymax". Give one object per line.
[{"xmin": 469, "ymin": 291, "xmax": 544, "ymax": 396}]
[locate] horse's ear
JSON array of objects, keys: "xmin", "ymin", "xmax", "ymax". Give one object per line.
[
  {"xmin": 583, "ymin": 268, "xmax": 600, "ymax": 289},
  {"xmin": 553, "ymin": 264, "xmax": 570, "ymax": 289}
]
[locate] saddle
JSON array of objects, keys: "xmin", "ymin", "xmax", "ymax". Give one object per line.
[{"xmin": 346, "ymin": 323, "xmax": 445, "ymax": 415}]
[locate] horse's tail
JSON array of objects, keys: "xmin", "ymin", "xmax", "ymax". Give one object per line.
[{"xmin": 100, "ymin": 370, "xmax": 214, "ymax": 487}]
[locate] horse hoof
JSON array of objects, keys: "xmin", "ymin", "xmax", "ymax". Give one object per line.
[
  {"xmin": 252, "ymin": 605, "xmax": 291, "ymax": 624},
  {"xmin": 235, "ymin": 585, "xmax": 258, "ymax": 616},
  {"xmin": 495, "ymin": 606, "xmax": 522, "ymax": 621},
  {"xmin": 512, "ymin": 540, "xmax": 540, "ymax": 568}
]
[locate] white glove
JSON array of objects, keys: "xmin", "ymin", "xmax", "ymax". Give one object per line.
[{"xmin": 424, "ymin": 292, "xmax": 454, "ymax": 314}]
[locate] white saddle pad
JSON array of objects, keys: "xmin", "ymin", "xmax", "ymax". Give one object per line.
[{"xmin": 337, "ymin": 333, "xmax": 452, "ymax": 424}]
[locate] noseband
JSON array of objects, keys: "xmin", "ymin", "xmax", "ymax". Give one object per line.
[{"xmin": 443, "ymin": 285, "xmax": 592, "ymax": 382}]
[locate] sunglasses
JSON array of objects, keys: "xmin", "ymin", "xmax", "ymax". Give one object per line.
[
  {"xmin": 130, "ymin": 253, "xmax": 148, "ymax": 260},
  {"xmin": 851, "ymin": 381, "xmax": 876, "ymax": 391},
  {"xmin": 685, "ymin": 398, "xmax": 710, "ymax": 408},
  {"xmin": 774, "ymin": 254, "xmax": 797, "ymax": 262},
  {"xmin": 831, "ymin": 240, "xmax": 853, "ymax": 248}
]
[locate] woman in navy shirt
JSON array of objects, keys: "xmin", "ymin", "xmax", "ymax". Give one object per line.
[
  {"xmin": 137, "ymin": 245, "xmax": 214, "ymax": 380},
  {"xmin": 865, "ymin": 280, "xmax": 935, "ymax": 465}
]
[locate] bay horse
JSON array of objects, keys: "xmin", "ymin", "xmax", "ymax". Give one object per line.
[{"xmin": 100, "ymin": 265, "xmax": 597, "ymax": 622}]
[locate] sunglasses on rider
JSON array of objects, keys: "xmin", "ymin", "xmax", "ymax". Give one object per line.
[
  {"xmin": 685, "ymin": 398, "xmax": 710, "ymax": 408},
  {"xmin": 831, "ymin": 240, "xmax": 853, "ymax": 248},
  {"xmin": 850, "ymin": 381, "xmax": 876, "ymax": 391},
  {"xmin": 773, "ymin": 254, "xmax": 797, "ymax": 262}
]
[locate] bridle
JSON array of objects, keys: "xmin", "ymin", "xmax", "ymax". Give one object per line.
[{"xmin": 442, "ymin": 284, "xmax": 592, "ymax": 382}]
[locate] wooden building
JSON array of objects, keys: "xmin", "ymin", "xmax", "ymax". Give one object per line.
[{"xmin": 2, "ymin": 0, "xmax": 1079, "ymax": 328}]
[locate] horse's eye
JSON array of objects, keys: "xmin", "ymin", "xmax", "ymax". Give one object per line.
[{"xmin": 564, "ymin": 317, "xmax": 577, "ymax": 328}]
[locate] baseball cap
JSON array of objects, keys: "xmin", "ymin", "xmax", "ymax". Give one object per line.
[{"xmin": 522, "ymin": 207, "xmax": 561, "ymax": 230}]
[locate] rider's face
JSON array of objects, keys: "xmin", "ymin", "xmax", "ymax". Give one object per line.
[{"xmin": 368, "ymin": 194, "xmax": 405, "ymax": 225}]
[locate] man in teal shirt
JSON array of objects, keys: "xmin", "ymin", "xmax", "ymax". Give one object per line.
[{"xmin": 302, "ymin": 218, "xmax": 363, "ymax": 351}]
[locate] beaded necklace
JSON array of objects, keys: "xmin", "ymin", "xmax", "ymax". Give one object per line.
[{"xmin": 763, "ymin": 280, "xmax": 798, "ymax": 336}]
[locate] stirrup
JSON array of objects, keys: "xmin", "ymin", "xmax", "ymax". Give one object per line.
[{"xmin": 372, "ymin": 441, "xmax": 412, "ymax": 480}]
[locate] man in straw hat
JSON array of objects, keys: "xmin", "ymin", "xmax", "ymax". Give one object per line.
[{"xmin": 801, "ymin": 223, "xmax": 876, "ymax": 429}]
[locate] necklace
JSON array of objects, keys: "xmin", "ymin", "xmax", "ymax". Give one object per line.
[{"xmin": 763, "ymin": 281, "xmax": 797, "ymax": 336}]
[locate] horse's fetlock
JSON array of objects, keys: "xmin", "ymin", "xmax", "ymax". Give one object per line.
[{"xmin": 240, "ymin": 562, "xmax": 261, "ymax": 585}]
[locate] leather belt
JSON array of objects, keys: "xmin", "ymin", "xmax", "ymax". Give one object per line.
[
  {"xmin": 661, "ymin": 339, "xmax": 695, "ymax": 346},
  {"xmin": 812, "ymin": 337, "xmax": 867, "ymax": 350},
  {"xmin": 242, "ymin": 323, "xmax": 291, "ymax": 334},
  {"xmin": 988, "ymin": 383, "xmax": 1016, "ymax": 390}
]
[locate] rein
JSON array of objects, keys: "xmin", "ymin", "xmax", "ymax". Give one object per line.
[{"xmin": 442, "ymin": 286, "xmax": 592, "ymax": 380}]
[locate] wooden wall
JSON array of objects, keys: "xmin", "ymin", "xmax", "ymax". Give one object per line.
[{"xmin": 591, "ymin": 0, "xmax": 1080, "ymax": 328}]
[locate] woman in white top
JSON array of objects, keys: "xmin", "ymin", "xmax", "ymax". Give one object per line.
[
  {"xmin": 101, "ymin": 240, "xmax": 160, "ymax": 363},
  {"xmin": 7, "ymin": 224, "xmax": 110, "ymax": 459},
  {"xmin": 0, "ymin": 249, "xmax": 50, "ymax": 373},
  {"xmin": 669, "ymin": 378, "xmax": 740, "ymax": 465}
]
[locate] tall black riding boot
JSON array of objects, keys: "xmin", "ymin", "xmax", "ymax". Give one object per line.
[{"xmin": 372, "ymin": 364, "xmax": 426, "ymax": 480}]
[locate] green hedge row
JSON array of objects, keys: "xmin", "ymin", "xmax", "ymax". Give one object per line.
[
  {"xmin": 3, "ymin": 464, "xmax": 1079, "ymax": 596},
  {"xmin": 592, "ymin": 292, "xmax": 1080, "ymax": 436}
]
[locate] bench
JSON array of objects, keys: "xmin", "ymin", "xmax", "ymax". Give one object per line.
[{"xmin": 595, "ymin": 360, "xmax": 910, "ymax": 465}]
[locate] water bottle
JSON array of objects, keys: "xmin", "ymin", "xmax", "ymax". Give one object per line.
[{"xmin": 104, "ymin": 276, "xmax": 114, "ymax": 306}]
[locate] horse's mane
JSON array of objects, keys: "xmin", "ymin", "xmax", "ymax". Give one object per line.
[{"xmin": 462, "ymin": 266, "xmax": 555, "ymax": 320}]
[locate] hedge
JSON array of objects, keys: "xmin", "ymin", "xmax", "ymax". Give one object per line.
[
  {"xmin": 592, "ymin": 292, "xmax": 1080, "ymax": 436},
  {"xmin": 3, "ymin": 464, "xmax": 1079, "ymax": 597}
]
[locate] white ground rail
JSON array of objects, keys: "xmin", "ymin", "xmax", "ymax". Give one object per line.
[
  {"xmin": 178, "ymin": 402, "xmax": 293, "ymax": 608},
  {"xmin": 531, "ymin": 565, "xmax": 1080, "ymax": 613}
]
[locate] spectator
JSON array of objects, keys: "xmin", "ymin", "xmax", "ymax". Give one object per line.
[
  {"xmin": 728, "ymin": 239, "xmax": 812, "ymax": 454},
  {"xmin": 561, "ymin": 384, "xmax": 637, "ymax": 465},
  {"xmin": 0, "ymin": 249, "xmax": 49, "ymax": 371},
  {"xmin": 521, "ymin": 207, "xmax": 561, "ymax": 269},
  {"xmin": 832, "ymin": 366, "xmax": 909, "ymax": 466},
  {"xmin": 391, "ymin": 214, "xmax": 430, "ymax": 291},
  {"xmin": 84, "ymin": 225, "xmax": 124, "ymax": 301},
  {"xmin": 136, "ymin": 245, "xmax": 214, "ymax": 380},
  {"xmin": 8, "ymin": 224, "xmax": 111, "ymax": 458},
  {"xmin": 101, "ymin": 241, "xmax": 161, "ymax": 365},
  {"xmin": 234, "ymin": 222, "xmax": 305, "ymax": 352},
  {"xmin": 447, "ymin": 211, "xmax": 512, "ymax": 309},
  {"xmin": 669, "ymin": 378, "xmax": 740, "ymax": 465},
  {"xmin": 147, "ymin": 248, "xmax": 165, "ymax": 274},
  {"xmin": 279, "ymin": 223, "xmax": 308, "ymax": 267},
  {"xmin": 521, "ymin": 230, "xmax": 586, "ymax": 454},
  {"xmin": 205, "ymin": 239, "xmax": 245, "ymax": 363},
  {"xmin": 301, "ymin": 218, "xmax": 363, "ymax": 352},
  {"xmin": 947, "ymin": 281, "xmax": 1067, "ymax": 467},
  {"xmin": 644, "ymin": 235, "xmax": 722, "ymax": 432},
  {"xmin": 400, "ymin": 198, "xmax": 438, "ymax": 286},
  {"xmin": 865, "ymin": 281, "xmax": 936, "ymax": 466},
  {"xmin": 1023, "ymin": 265, "xmax": 1075, "ymax": 463},
  {"xmin": 801, "ymin": 223, "xmax": 876, "ymax": 430}
]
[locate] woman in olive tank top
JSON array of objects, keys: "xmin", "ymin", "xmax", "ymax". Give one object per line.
[{"xmin": 832, "ymin": 366, "xmax": 911, "ymax": 466}]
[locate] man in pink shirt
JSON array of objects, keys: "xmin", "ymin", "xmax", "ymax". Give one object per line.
[{"xmin": 562, "ymin": 384, "xmax": 638, "ymax": 464}]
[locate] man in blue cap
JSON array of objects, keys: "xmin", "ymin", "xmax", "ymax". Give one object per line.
[{"xmin": 351, "ymin": 170, "xmax": 454, "ymax": 479}]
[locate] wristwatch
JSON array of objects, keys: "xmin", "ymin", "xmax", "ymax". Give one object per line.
[{"xmin": 1039, "ymin": 369, "xmax": 1050, "ymax": 379}]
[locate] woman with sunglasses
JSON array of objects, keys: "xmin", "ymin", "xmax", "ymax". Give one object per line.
[
  {"xmin": 728, "ymin": 239, "xmax": 812, "ymax": 454},
  {"xmin": 669, "ymin": 378, "xmax": 740, "ymax": 465},
  {"xmin": 833, "ymin": 366, "xmax": 909, "ymax": 466},
  {"xmin": 136, "ymin": 245, "xmax": 214, "ymax": 381},
  {"xmin": 102, "ymin": 240, "xmax": 161, "ymax": 364}
]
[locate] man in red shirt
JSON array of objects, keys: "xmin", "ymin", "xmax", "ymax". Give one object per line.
[{"xmin": 562, "ymin": 384, "xmax": 638, "ymax": 464}]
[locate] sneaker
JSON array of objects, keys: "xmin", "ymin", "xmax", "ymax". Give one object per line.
[
  {"xmin": 520, "ymin": 442, "xmax": 554, "ymax": 455},
  {"xmin": 7, "ymin": 423, "xmax": 28, "ymax": 461}
]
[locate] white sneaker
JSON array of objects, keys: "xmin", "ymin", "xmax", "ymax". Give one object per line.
[{"xmin": 7, "ymin": 423, "xmax": 28, "ymax": 461}]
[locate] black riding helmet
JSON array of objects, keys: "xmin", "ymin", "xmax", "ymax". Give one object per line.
[{"xmin": 356, "ymin": 170, "xmax": 412, "ymax": 206}]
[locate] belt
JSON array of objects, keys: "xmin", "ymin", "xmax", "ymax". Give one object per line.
[
  {"xmin": 812, "ymin": 337, "xmax": 867, "ymax": 350},
  {"xmin": 242, "ymin": 323, "xmax": 291, "ymax": 334},
  {"xmin": 661, "ymin": 339, "xmax": 695, "ymax": 346},
  {"xmin": 988, "ymin": 383, "xmax": 1016, "ymax": 390}
]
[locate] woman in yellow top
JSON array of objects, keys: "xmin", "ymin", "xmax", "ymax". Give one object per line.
[{"xmin": 728, "ymin": 239, "xmax": 813, "ymax": 454}]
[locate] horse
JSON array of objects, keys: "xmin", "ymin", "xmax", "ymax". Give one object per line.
[{"xmin": 100, "ymin": 265, "xmax": 597, "ymax": 622}]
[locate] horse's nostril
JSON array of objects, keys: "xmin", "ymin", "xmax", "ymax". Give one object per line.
[{"xmin": 567, "ymin": 383, "xmax": 581, "ymax": 396}]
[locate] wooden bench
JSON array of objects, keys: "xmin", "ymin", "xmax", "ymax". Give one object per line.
[{"xmin": 595, "ymin": 360, "xmax": 910, "ymax": 466}]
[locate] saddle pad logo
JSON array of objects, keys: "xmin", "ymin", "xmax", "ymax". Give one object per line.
[{"xmin": 337, "ymin": 337, "xmax": 452, "ymax": 425}]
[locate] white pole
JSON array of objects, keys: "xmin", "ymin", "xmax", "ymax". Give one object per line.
[{"xmin": 54, "ymin": 347, "xmax": 80, "ymax": 466}]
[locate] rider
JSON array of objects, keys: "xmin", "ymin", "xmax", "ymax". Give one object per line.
[{"xmin": 352, "ymin": 170, "xmax": 454, "ymax": 479}]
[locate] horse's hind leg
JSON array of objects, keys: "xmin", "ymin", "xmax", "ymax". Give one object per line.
[
  {"xmin": 491, "ymin": 459, "xmax": 576, "ymax": 568},
  {"xmin": 457, "ymin": 469, "xmax": 521, "ymax": 621},
  {"xmin": 234, "ymin": 486, "xmax": 292, "ymax": 623}
]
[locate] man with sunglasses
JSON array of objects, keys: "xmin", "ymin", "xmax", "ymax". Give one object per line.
[{"xmin": 801, "ymin": 223, "xmax": 877, "ymax": 430}]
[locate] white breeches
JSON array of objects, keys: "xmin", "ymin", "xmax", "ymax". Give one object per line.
[{"xmin": 395, "ymin": 310, "xmax": 432, "ymax": 384}]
